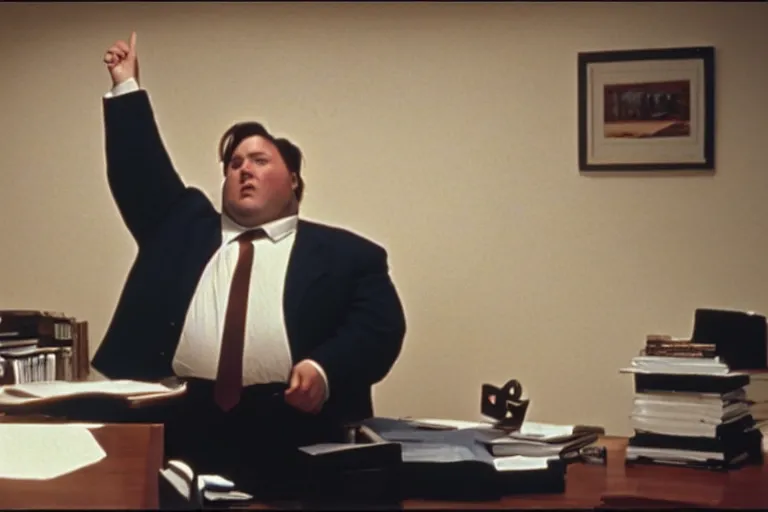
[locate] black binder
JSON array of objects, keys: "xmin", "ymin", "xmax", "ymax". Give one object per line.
[
  {"xmin": 296, "ymin": 436, "xmax": 402, "ymax": 507},
  {"xmin": 633, "ymin": 372, "xmax": 749, "ymax": 394},
  {"xmin": 631, "ymin": 424, "xmax": 761, "ymax": 452}
]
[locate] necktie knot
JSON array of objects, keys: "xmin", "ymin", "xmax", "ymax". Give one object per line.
[{"xmin": 237, "ymin": 228, "xmax": 267, "ymax": 245}]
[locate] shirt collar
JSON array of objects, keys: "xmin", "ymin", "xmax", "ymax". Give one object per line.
[{"xmin": 221, "ymin": 213, "xmax": 298, "ymax": 246}]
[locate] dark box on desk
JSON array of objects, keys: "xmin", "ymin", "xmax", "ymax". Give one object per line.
[
  {"xmin": 693, "ymin": 308, "xmax": 768, "ymax": 370},
  {"xmin": 294, "ymin": 428, "xmax": 403, "ymax": 509}
]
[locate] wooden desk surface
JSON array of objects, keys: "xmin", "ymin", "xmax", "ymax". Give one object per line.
[
  {"xmin": 236, "ymin": 436, "xmax": 768, "ymax": 510},
  {"xmin": 402, "ymin": 437, "xmax": 768, "ymax": 510},
  {"xmin": 1, "ymin": 425, "xmax": 766, "ymax": 510},
  {"xmin": 0, "ymin": 421, "xmax": 164, "ymax": 510}
]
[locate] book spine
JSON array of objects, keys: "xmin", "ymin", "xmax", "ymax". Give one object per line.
[{"xmin": 645, "ymin": 349, "xmax": 716, "ymax": 358}]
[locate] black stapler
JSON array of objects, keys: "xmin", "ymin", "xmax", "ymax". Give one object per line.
[{"xmin": 481, "ymin": 379, "xmax": 530, "ymax": 432}]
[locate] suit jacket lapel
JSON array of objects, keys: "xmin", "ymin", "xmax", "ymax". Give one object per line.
[{"xmin": 284, "ymin": 220, "xmax": 329, "ymax": 352}]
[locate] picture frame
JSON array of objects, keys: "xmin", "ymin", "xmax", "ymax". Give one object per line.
[{"xmin": 578, "ymin": 46, "xmax": 715, "ymax": 172}]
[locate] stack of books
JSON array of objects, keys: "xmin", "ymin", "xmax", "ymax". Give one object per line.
[
  {"xmin": 620, "ymin": 335, "xmax": 763, "ymax": 469},
  {"xmin": 0, "ymin": 310, "xmax": 90, "ymax": 385}
]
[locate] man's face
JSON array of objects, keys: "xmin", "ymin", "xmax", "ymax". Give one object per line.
[{"xmin": 222, "ymin": 135, "xmax": 298, "ymax": 227}]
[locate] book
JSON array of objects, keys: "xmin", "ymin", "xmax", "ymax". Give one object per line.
[
  {"xmin": 0, "ymin": 339, "xmax": 39, "ymax": 350},
  {"xmin": 479, "ymin": 430, "xmax": 599, "ymax": 458},
  {"xmin": 631, "ymin": 372, "xmax": 750, "ymax": 394},
  {"xmin": 631, "ymin": 399, "xmax": 750, "ymax": 423},
  {"xmin": 625, "ymin": 356, "xmax": 730, "ymax": 375},
  {"xmin": 643, "ymin": 335, "xmax": 717, "ymax": 358},
  {"xmin": 629, "ymin": 425, "xmax": 762, "ymax": 455},
  {"xmin": 0, "ymin": 310, "xmax": 72, "ymax": 342},
  {"xmin": 630, "ymin": 409, "xmax": 754, "ymax": 438},
  {"xmin": 625, "ymin": 446, "xmax": 756, "ymax": 470}
]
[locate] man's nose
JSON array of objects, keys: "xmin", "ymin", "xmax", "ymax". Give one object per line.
[{"xmin": 239, "ymin": 165, "xmax": 255, "ymax": 181}]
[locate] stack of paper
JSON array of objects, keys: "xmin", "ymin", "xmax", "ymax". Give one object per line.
[
  {"xmin": 621, "ymin": 356, "xmax": 762, "ymax": 469},
  {"xmin": 627, "ymin": 356, "xmax": 730, "ymax": 375}
]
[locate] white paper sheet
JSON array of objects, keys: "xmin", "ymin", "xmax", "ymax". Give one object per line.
[
  {"xmin": 406, "ymin": 418, "xmax": 493, "ymax": 430},
  {"xmin": 0, "ymin": 424, "xmax": 106, "ymax": 479},
  {"xmin": 518, "ymin": 422, "xmax": 575, "ymax": 438},
  {"xmin": 492, "ymin": 455, "xmax": 552, "ymax": 472}
]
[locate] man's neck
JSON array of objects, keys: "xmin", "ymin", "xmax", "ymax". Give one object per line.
[
  {"xmin": 223, "ymin": 205, "xmax": 299, "ymax": 229},
  {"xmin": 221, "ymin": 211, "xmax": 299, "ymax": 245}
]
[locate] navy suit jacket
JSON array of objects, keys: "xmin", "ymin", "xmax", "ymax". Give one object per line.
[{"xmin": 91, "ymin": 90, "xmax": 407, "ymax": 423}]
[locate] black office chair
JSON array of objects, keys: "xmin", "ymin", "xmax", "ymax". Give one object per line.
[{"xmin": 692, "ymin": 308, "xmax": 768, "ymax": 370}]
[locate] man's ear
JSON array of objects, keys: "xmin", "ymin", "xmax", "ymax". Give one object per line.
[{"xmin": 291, "ymin": 172, "xmax": 299, "ymax": 190}]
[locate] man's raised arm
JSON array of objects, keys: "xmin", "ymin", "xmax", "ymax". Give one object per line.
[{"xmin": 102, "ymin": 32, "xmax": 186, "ymax": 245}]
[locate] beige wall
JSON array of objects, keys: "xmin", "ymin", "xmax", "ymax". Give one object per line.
[{"xmin": 1, "ymin": 2, "xmax": 767, "ymax": 435}]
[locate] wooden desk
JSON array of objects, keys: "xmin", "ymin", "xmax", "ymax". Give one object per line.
[
  {"xmin": 231, "ymin": 437, "xmax": 768, "ymax": 510},
  {"xmin": 403, "ymin": 437, "xmax": 768, "ymax": 510},
  {"xmin": 1, "ymin": 427, "xmax": 765, "ymax": 510},
  {"xmin": 0, "ymin": 421, "xmax": 164, "ymax": 510}
]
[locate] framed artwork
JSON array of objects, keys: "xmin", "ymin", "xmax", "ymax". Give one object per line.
[{"xmin": 578, "ymin": 46, "xmax": 715, "ymax": 172}]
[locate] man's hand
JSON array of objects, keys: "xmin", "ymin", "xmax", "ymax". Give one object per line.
[
  {"xmin": 284, "ymin": 360, "xmax": 327, "ymax": 414},
  {"xmin": 104, "ymin": 31, "xmax": 139, "ymax": 88}
]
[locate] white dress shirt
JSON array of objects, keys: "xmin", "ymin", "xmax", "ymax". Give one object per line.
[
  {"xmin": 173, "ymin": 214, "xmax": 298, "ymax": 385},
  {"xmin": 105, "ymin": 78, "xmax": 329, "ymax": 397}
]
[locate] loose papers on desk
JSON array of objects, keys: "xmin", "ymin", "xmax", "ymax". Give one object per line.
[
  {"xmin": 364, "ymin": 417, "xmax": 565, "ymax": 469},
  {"xmin": 0, "ymin": 423, "xmax": 105, "ymax": 479},
  {"xmin": 405, "ymin": 417, "xmax": 603, "ymax": 458},
  {"xmin": 360, "ymin": 417, "xmax": 568, "ymax": 500}
]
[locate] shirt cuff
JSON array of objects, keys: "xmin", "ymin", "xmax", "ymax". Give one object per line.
[
  {"xmin": 303, "ymin": 359, "xmax": 330, "ymax": 403},
  {"xmin": 104, "ymin": 77, "xmax": 140, "ymax": 99}
]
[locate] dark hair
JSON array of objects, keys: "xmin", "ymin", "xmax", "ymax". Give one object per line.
[{"xmin": 217, "ymin": 122, "xmax": 305, "ymax": 202}]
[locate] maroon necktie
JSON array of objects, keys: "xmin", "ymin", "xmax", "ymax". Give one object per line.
[{"xmin": 214, "ymin": 229, "xmax": 266, "ymax": 411}]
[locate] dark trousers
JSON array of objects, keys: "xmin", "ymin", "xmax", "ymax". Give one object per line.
[{"xmin": 163, "ymin": 379, "xmax": 346, "ymax": 499}]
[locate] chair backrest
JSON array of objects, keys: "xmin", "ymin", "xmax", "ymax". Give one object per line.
[{"xmin": 692, "ymin": 308, "xmax": 767, "ymax": 370}]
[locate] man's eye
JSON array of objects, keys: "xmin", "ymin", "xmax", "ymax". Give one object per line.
[
  {"xmin": 252, "ymin": 157, "xmax": 269, "ymax": 165},
  {"xmin": 230, "ymin": 159, "xmax": 242, "ymax": 169}
]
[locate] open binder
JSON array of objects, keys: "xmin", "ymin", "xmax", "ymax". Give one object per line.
[{"xmin": 0, "ymin": 379, "xmax": 186, "ymax": 420}]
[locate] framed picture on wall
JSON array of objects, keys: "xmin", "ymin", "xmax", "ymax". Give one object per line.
[{"xmin": 578, "ymin": 46, "xmax": 715, "ymax": 172}]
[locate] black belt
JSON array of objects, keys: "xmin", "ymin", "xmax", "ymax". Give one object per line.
[{"xmin": 181, "ymin": 377, "xmax": 289, "ymax": 401}]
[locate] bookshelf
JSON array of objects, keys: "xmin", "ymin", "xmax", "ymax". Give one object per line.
[{"xmin": 0, "ymin": 311, "xmax": 90, "ymax": 385}]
